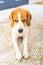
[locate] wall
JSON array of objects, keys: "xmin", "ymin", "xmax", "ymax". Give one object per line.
[{"xmin": 29, "ymin": 0, "xmax": 43, "ymax": 3}]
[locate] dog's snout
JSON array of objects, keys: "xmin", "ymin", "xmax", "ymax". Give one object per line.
[{"xmin": 18, "ymin": 29, "xmax": 23, "ymax": 33}]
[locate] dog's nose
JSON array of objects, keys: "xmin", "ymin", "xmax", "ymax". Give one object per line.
[{"xmin": 18, "ymin": 29, "xmax": 23, "ymax": 33}]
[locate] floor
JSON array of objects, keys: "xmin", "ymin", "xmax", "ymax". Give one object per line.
[
  {"xmin": 0, "ymin": 21, "xmax": 43, "ymax": 65},
  {"xmin": 0, "ymin": 5, "xmax": 43, "ymax": 65}
]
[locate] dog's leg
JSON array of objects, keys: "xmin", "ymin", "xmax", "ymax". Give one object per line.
[
  {"xmin": 23, "ymin": 30, "xmax": 29, "ymax": 59},
  {"xmin": 23, "ymin": 37, "xmax": 29, "ymax": 59},
  {"xmin": 12, "ymin": 36, "xmax": 22, "ymax": 61}
]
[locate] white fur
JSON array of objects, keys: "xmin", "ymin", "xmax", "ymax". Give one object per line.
[{"xmin": 11, "ymin": 12, "xmax": 29, "ymax": 61}]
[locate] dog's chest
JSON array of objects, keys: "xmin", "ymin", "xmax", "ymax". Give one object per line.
[
  {"xmin": 17, "ymin": 37, "xmax": 23, "ymax": 44},
  {"xmin": 17, "ymin": 37, "xmax": 23, "ymax": 52}
]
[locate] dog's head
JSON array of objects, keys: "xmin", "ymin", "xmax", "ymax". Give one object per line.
[{"xmin": 9, "ymin": 8, "xmax": 32, "ymax": 35}]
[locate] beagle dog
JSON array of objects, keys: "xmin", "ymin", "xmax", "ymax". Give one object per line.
[{"xmin": 9, "ymin": 8, "xmax": 32, "ymax": 61}]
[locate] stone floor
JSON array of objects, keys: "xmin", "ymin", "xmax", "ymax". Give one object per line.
[
  {"xmin": 0, "ymin": 4, "xmax": 43, "ymax": 65},
  {"xmin": 0, "ymin": 20, "xmax": 43, "ymax": 65}
]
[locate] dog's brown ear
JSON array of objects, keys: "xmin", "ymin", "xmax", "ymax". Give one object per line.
[
  {"xmin": 9, "ymin": 12, "xmax": 14, "ymax": 27},
  {"xmin": 27, "ymin": 10, "xmax": 32, "ymax": 26}
]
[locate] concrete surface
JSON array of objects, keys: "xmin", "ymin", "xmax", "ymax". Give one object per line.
[{"xmin": 0, "ymin": 4, "xmax": 43, "ymax": 65}]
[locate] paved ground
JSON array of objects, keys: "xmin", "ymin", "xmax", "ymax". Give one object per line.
[{"xmin": 0, "ymin": 4, "xmax": 43, "ymax": 65}]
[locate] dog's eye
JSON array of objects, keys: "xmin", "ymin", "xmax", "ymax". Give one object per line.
[
  {"xmin": 14, "ymin": 20, "xmax": 18, "ymax": 22},
  {"xmin": 22, "ymin": 19, "xmax": 26, "ymax": 22}
]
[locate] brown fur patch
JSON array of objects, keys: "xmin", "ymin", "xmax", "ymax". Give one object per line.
[{"xmin": 9, "ymin": 8, "xmax": 32, "ymax": 27}]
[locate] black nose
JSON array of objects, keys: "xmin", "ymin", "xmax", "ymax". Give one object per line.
[{"xmin": 18, "ymin": 29, "xmax": 23, "ymax": 33}]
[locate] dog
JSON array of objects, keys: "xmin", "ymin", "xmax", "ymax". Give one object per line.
[{"xmin": 9, "ymin": 8, "xmax": 32, "ymax": 61}]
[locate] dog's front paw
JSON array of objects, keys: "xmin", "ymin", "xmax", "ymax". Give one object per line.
[
  {"xmin": 16, "ymin": 52, "xmax": 23, "ymax": 61},
  {"xmin": 23, "ymin": 51, "xmax": 29, "ymax": 59}
]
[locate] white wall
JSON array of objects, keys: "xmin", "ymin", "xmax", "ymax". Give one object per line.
[{"xmin": 29, "ymin": 0, "xmax": 43, "ymax": 4}]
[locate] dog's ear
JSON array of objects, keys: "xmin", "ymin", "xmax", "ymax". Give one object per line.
[
  {"xmin": 9, "ymin": 12, "xmax": 14, "ymax": 27},
  {"xmin": 27, "ymin": 10, "xmax": 32, "ymax": 26}
]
